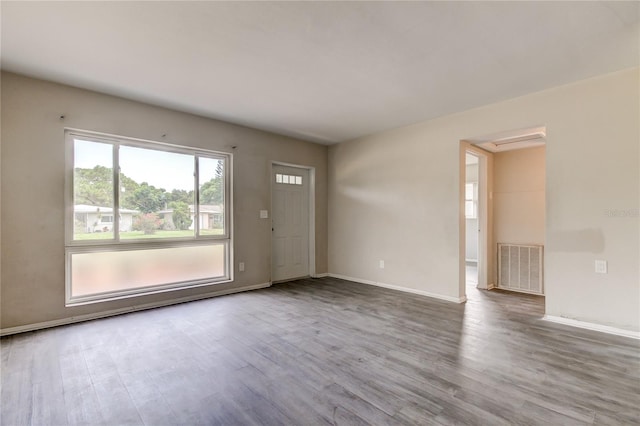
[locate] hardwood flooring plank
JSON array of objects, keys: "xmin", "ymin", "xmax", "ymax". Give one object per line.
[
  {"xmin": 93, "ymin": 375, "xmax": 144, "ymax": 425},
  {"xmin": 124, "ymin": 379, "xmax": 180, "ymax": 426},
  {"xmin": 1, "ymin": 371, "xmax": 34, "ymax": 426},
  {"xmin": 31, "ymin": 381, "xmax": 69, "ymax": 426},
  {"xmin": 62, "ymin": 382, "xmax": 106, "ymax": 425},
  {"xmin": 319, "ymin": 382, "xmax": 403, "ymax": 425},
  {"xmin": 235, "ymin": 364, "xmax": 333, "ymax": 425}
]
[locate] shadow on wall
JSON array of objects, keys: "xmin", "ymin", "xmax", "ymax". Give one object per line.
[{"xmin": 547, "ymin": 229, "xmax": 605, "ymax": 253}]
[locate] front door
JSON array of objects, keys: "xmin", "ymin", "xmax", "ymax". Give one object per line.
[{"xmin": 271, "ymin": 165, "xmax": 310, "ymax": 282}]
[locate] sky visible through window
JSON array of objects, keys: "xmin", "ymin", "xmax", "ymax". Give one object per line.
[{"xmin": 74, "ymin": 139, "xmax": 218, "ymax": 191}]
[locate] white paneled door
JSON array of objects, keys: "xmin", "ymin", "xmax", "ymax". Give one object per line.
[{"xmin": 272, "ymin": 165, "xmax": 310, "ymax": 282}]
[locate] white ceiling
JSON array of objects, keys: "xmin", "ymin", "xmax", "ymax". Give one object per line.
[{"xmin": 2, "ymin": 1, "xmax": 638, "ymax": 145}]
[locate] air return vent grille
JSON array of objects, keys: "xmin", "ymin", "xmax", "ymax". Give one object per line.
[{"xmin": 498, "ymin": 244, "xmax": 544, "ymax": 295}]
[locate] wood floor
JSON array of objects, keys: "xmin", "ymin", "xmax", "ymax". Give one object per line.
[{"xmin": 2, "ymin": 277, "xmax": 639, "ymax": 425}]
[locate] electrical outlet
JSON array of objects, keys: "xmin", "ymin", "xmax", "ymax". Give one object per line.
[
  {"xmin": 239, "ymin": 262, "xmax": 245, "ymax": 272},
  {"xmin": 595, "ymin": 260, "xmax": 607, "ymax": 274},
  {"xmin": 379, "ymin": 260, "xmax": 385, "ymax": 269},
  {"xmin": 260, "ymin": 210, "xmax": 269, "ymax": 219}
]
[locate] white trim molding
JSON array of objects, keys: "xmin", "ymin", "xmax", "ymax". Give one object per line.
[
  {"xmin": 0, "ymin": 282, "xmax": 271, "ymax": 337},
  {"xmin": 312, "ymin": 273, "xmax": 329, "ymax": 278},
  {"xmin": 543, "ymin": 315, "xmax": 640, "ymax": 340},
  {"xmin": 329, "ymin": 273, "xmax": 466, "ymax": 304}
]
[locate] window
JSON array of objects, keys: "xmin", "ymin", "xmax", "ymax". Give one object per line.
[
  {"xmin": 66, "ymin": 130, "xmax": 231, "ymax": 305},
  {"xmin": 275, "ymin": 173, "xmax": 302, "ymax": 185},
  {"xmin": 465, "ymin": 182, "xmax": 477, "ymax": 219}
]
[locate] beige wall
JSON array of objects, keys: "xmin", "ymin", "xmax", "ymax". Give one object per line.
[
  {"xmin": 329, "ymin": 68, "xmax": 639, "ymax": 332},
  {"xmin": 1, "ymin": 72, "xmax": 328, "ymax": 330},
  {"xmin": 493, "ymin": 146, "xmax": 546, "ymax": 246}
]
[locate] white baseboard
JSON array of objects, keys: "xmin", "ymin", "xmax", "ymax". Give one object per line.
[
  {"xmin": 312, "ymin": 273, "xmax": 329, "ymax": 278},
  {"xmin": 328, "ymin": 273, "xmax": 466, "ymax": 304},
  {"xmin": 465, "ymin": 259, "xmax": 478, "ymax": 264},
  {"xmin": 543, "ymin": 315, "xmax": 640, "ymax": 340},
  {"xmin": 0, "ymin": 282, "xmax": 271, "ymax": 337},
  {"xmin": 486, "ymin": 283, "xmax": 496, "ymax": 290}
]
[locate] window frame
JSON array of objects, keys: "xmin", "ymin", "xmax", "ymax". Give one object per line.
[{"xmin": 65, "ymin": 129, "xmax": 233, "ymax": 305}]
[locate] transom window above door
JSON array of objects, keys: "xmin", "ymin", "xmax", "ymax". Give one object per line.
[{"xmin": 275, "ymin": 173, "xmax": 302, "ymax": 185}]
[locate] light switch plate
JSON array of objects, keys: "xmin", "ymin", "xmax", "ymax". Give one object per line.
[
  {"xmin": 260, "ymin": 210, "xmax": 268, "ymax": 219},
  {"xmin": 239, "ymin": 262, "xmax": 245, "ymax": 272}
]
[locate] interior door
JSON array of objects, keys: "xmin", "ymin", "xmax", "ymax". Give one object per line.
[{"xmin": 272, "ymin": 165, "xmax": 310, "ymax": 282}]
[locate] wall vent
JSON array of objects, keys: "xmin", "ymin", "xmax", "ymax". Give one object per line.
[{"xmin": 498, "ymin": 243, "xmax": 544, "ymax": 295}]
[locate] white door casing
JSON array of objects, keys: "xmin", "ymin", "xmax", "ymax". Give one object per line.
[{"xmin": 272, "ymin": 165, "xmax": 310, "ymax": 282}]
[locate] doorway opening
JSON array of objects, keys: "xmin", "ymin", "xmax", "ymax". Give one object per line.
[
  {"xmin": 462, "ymin": 149, "xmax": 489, "ymax": 298},
  {"xmin": 460, "ymin": 126, "xmax": 547, "ymax": 304},
  {"xmin": 464, "ymin": 152, "xmax": 482, "ymax": 293}
]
